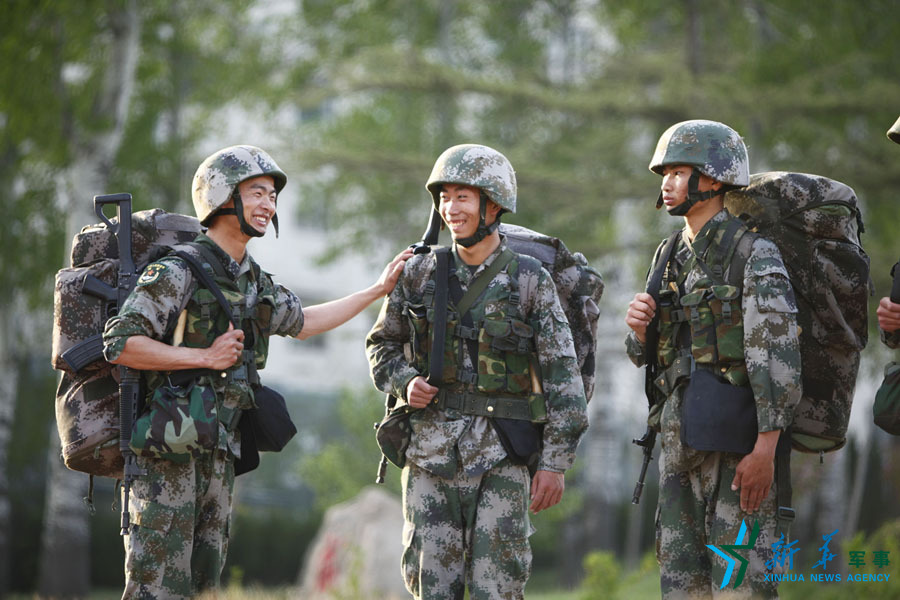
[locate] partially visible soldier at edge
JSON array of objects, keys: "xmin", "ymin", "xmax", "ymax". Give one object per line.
[
  {"xmin": 876, "ymin": 116, "xmax": 900, "ymax": 347},
  {"xmin": 366, "ymin": 144, "xmax": 588, "ymax": 599},
  {"xmin": 624, "ymin": 121, "xmax": 801, "ymax": 598},
  {"xmin": 102, "ymin": 145, "xmax": 412, "ymax": 599}
]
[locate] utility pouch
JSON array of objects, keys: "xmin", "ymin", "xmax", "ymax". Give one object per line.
[
  {"xmin": 246, "ymin": 385, "xmax": 297, "ymax": 452},
  {"xmin": 873, "ymin": 362, "xmax": 900, "ymax": 435},
  {"xmin": 491, "ymin": 418, "xmax": 543, "ymax": 476},
  {"xmin": 130, "ymin": 380, "xmax": 218, "ymax": 462},
  {"xmin": 234, "ymin": 385, "xmax": 296, "ymax": 476},
  {"xmin": 375, "ymin": 402, "xmax": 414, "ymax": 468},
  {"xmin": 681, "ymin": 368, "xmax": 757, "ymax": 454}
]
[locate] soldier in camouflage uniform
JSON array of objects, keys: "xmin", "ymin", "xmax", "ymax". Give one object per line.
[
  {"xmin": 876, "ymin": 116, "xmax": 900, "ymax": 348},
  {"xmin": 103, "ymin": 145, "xmax": 410, "ymax": 599},
  {"xmin": 624, "ymin": 121, "xmax": 802, "ymax": 598},
  {"xmin": 366, "ymin": 144, "xmax": 588, "ymax": 600}
]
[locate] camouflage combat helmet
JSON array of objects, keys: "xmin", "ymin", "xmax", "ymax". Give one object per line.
[
  {"xmin": 192, "ymin": 145, "xmax": 287, "ymax": 237},
  {"xmin": 649, "ymin": 120, "xmax": 750, "ymax": 216},
  {"xmin": 888, "ymin": 116, "xmax": 900, "ymax": 145},
  {"xmin": 426, "ymin": 144, "xmax": 516, "ymax": 247}
]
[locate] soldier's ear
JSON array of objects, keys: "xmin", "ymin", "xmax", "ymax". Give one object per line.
[{"xmin": 486, "ymin": 199, "xmax": 502, "ymax": 218}]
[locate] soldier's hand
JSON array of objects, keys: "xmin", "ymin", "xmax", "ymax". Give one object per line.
[
  {"xmin": 406, "ymin": 376, "xmax": 438, "ymax": 409},
  {"xmin": 877, "ymin": 297, "xmax": 900, "ymax": 332},
  {"xmin": 731, "ymin": 430, "xmax": 779, "ymax": 514},
  {"xmin": 530, "ymin": 470, "xmax": 564, "ymax": 514},
  {"xmin": 376, "ymin": 248, "xmax": 414, "ymax": 297},
  {"xmin": 625, "ymin": 292, "xmax": 657, "ymax": 344},
  {"xmin": 206, "ymin": 323, "xmax": 245, "ymax": 370}
]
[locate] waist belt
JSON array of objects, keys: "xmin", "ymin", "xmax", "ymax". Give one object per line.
[{"xmin": 434, "ymin": 390, "xmax": 533, "ymax": 421}]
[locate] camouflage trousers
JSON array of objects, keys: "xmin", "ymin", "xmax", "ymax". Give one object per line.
[
  {"xmin": 122, "ymin": 449, "xmax": 235, "ymax": 599},
  {"xmin": 656, "ymin": 451, "xmax": 783, "ymax": 599},
  {"xmin": 401, "ymin": 458, "xmax": 534, "ymax": 600}
]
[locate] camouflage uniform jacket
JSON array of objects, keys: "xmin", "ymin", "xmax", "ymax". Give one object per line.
[
  {"xmin": 625, "ymin": 210, "xmax": 801, "ymax": 474},
  {"xmin": 103, "ymin": 233, "xmax": 304, "ymax": 455},
  {"xmin": 367, "ymin": 236, "xmax": 588, "ymax": 479}
]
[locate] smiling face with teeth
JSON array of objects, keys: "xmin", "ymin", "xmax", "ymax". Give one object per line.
[
  {"xmin": 438, "ymin": 183, "xmax": 501, "ymax": 242},
  {"xmin": 229, "ymin": 175, "xmax": 277, "ymax": 236}
]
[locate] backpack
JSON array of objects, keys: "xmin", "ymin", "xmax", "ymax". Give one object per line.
[
  {"xmin": 499, "ymin": 223, "xmax": 605, "ymax": 400},
  {"xmin": 723, "ymin": 171, "xmax": 870, "ymax": 454},
  {"xmin": 52, "ymin": 207, "xmax": 201, "ymax": 478}
]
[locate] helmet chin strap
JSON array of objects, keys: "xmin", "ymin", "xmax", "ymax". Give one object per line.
[
  {"xmin": 454, "ymin": 192, "xmax": 501, "ymax": 248},
  {"xmin": 216, "ymin": 187, "xmax": 279, "ymax": 238},
  {"xmin": 656, "ymin": 167, "xmax": 726, "ymax": 217}
]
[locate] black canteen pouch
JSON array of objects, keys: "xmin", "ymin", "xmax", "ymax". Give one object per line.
[
  {"xmin": 491, "ymin": 418, "xmax": 544, "ymax": 476},
  {"xmin": 681, "ymin": 368, "xmax": 758, "ymax": 455},
  {"xmin": 234, "ymin": 385, "xmax": 297, "ymax": 477}
]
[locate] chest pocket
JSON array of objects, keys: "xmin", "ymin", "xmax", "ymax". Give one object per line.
[
  {"xmin": 680, "ymin": 284, "xmax": 747, "ymax": 386},
  {"xmin": 477, "ymin": 315, "xmax": 535, "ymax": 395}
]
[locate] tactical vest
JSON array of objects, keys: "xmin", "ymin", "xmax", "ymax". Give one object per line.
[
  {"xmin": 655, "ymin": 220, "xmax": 754, "ymax": 389},
  {"xmin": 147, "ymin": 242, "xmax": 276, "ymax": 416},
  {"xmin": 404, "ymin": 250, "xmax": 545, "ymax": 421}
]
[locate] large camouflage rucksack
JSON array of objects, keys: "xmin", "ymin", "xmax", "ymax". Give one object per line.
[
  {"xmin": 724, "ymin": 171, "xmax": 870, "ymax": 454},
  {"xmin": 499, "ymin": 223, "xmax": 604, "ymax": 400},
  {"xmin": 52, "ymin": 208, "xmax": 201, "ymax": 478}
]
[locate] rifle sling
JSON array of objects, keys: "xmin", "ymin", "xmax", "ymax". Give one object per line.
[{"xmin": 428, "ymin": 248, "xmax": 451, "ymax": 385}]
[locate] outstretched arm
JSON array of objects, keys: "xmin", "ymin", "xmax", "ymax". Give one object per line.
[{"xmin": 296, "ymin": 248, "xmax": 412, "ymax": 340}]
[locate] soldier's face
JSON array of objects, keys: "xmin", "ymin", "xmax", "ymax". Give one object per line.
[
  {"xmin": 660, "ymin": 165, "xmax": 717, "ymax": 215},
  {"xmin": 439, "ymin": 184, "xmax": 500, "ymax": 240},
  {"xmin": 238, "ymin": 175, "xmax": 277, "ymax": 234}
]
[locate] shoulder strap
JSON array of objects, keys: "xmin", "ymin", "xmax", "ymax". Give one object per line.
[
  {"xmin": 428, "ymin": 248, "xmax": 451, "ymax": 386},
  {"xmin": 645, "ymin": 231, "xmax": 680, "ymax": 365},
  {"xmin": 172, "ymin": 249, "xmax": 236, "ymax": 328}
]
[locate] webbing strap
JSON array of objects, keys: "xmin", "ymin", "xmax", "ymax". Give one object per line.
[
  {"xmin": 646, "ymin": 232, "xmax": 681, "ymax": 366},
  {"xmin": 775, "ymin": 440, "xmax": 795, "ymax": 540},
  {"xmin": 428, "ymin": 248, "xmax": 451, "ymax": 385},
  {"xmin": 172, "ymin": 250, "xmax": 235, "ymax": 327}
]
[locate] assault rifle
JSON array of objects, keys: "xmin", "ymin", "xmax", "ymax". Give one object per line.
[{"xmin": 92, "ymin": 194, "xmax": 146, "ymax": 535}]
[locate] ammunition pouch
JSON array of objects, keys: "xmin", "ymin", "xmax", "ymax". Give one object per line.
[{"xmin": 681, "ymin": 367, "xmax": 757, "ymax": 455}]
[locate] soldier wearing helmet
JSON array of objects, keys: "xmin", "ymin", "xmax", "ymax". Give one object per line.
[
  {"xmin": 876, "ymin": 117, "xmax": 900, "ymax": 347},
  {"xmin": 625, "ymin": 121, "xmax": 801, "ymax": 598},
  {"xmin": 367, "ymin": 144, "xmax": 587, "ymax": 599},
  {"xmin": 103, "ymin": 145, "xmax": 411, "ymax": 598}
]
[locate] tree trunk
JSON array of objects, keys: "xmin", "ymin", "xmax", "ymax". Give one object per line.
[
  {"xmin": 0, "ymin": 303, "xmax": 21, "ymax": 596},
  {"xmin": 38, "ymin": 1, "xmax": 142, "ymax": 595}
]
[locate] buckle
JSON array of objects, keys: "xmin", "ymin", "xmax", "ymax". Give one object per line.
[{"xmin": 777, "ymin": 506, "xmax": 796, "ymax": 522}]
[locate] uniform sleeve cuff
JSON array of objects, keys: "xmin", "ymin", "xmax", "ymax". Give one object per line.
[{"xmin": 392, "ymin": 367, "xmax": 421, "ymax": 401}]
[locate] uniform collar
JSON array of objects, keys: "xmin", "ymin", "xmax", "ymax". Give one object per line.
[
  {"xmin": 194, "ymin": 233, "xmax": 253, "ymax": 280},
  {"xmin": 451, "ymin": 235, "xmax": 509, "ymax": 285},
  {"xmin": 684, "ymin": 209, "xmax": 731, "ymax": 259}
]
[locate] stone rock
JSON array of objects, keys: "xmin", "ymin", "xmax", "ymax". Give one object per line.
[{"xmin": 297, "ymin": 486, "xmax": 407, "ymax": 599}]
